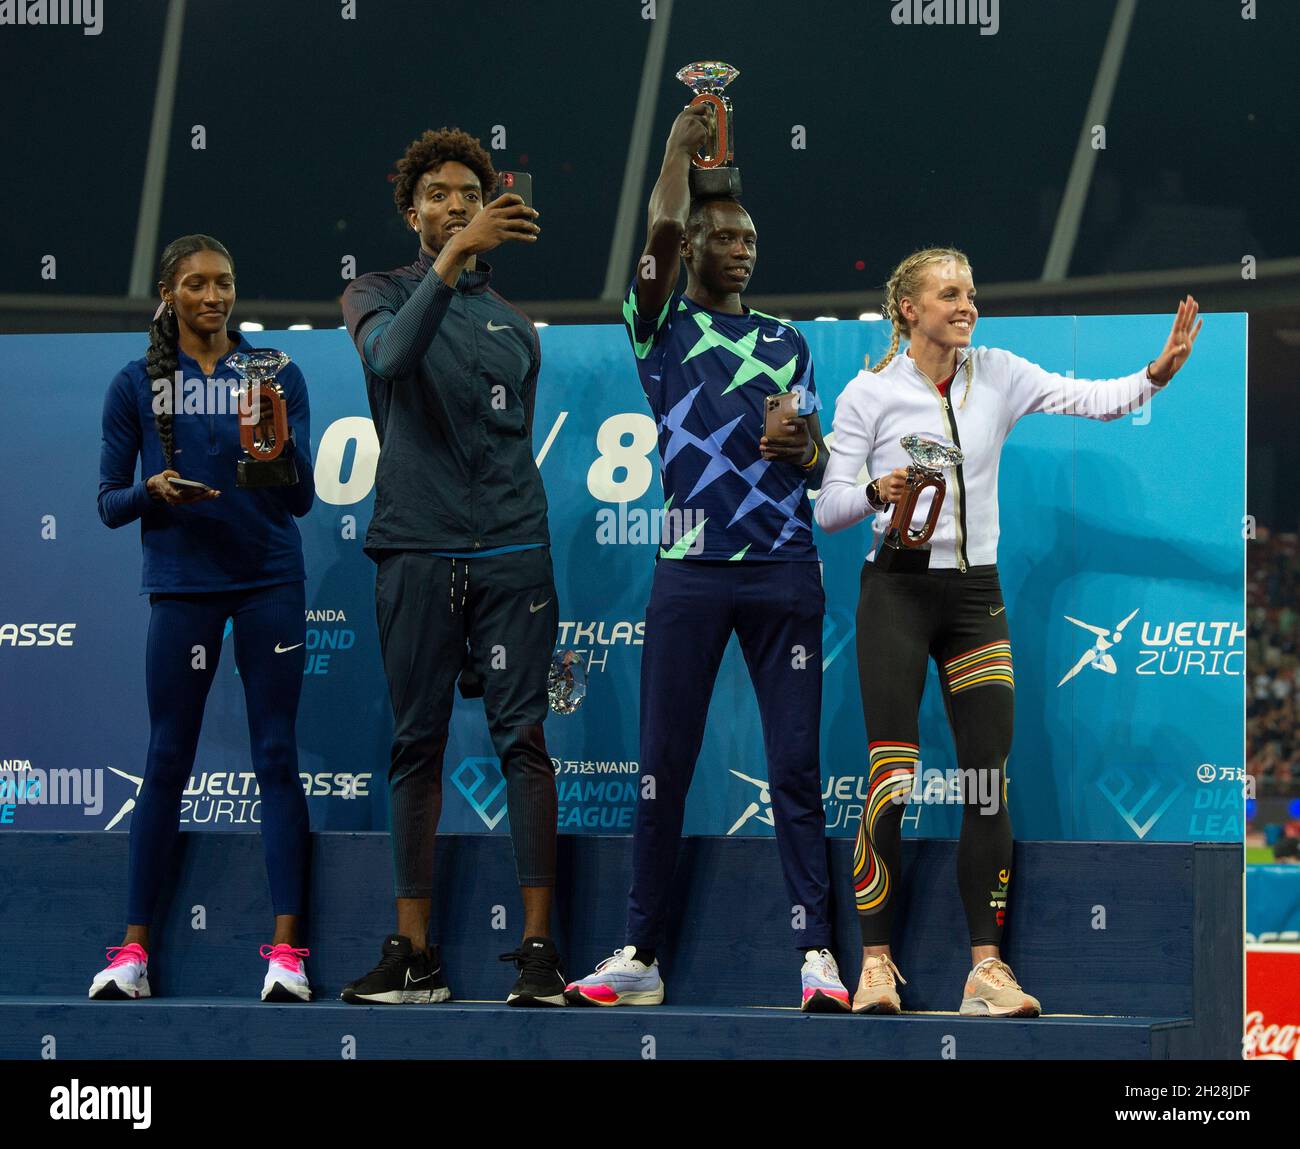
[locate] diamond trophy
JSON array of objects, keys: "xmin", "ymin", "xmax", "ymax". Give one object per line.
[
  {"xmin": 548, "ymin": 650, "xmax": 588, "ymax": 716},
  {"xmin": 676, "ymin": 61, "xmax": 743, "ymax": 198},
  {"xmin": 228, "ymin": 350, "xmax": 297, "ymax": 488},
  {"xmin": 875, "ymin": 433, "xmax": 964, "ymax": 573}
]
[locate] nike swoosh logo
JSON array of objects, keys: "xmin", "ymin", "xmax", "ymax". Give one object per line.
[
  {"xmin": 988, "ymin": 605, "xmax": 1006, "ymax": 616},
  {"xmin": 486, "ymin": 321, "xmax": 511, "ymax": 332},
  {"xmin": 530, "ymin": 600, "xmax": 552, "ymax": 613},
  {"xmin": 760, "ymin": 333, "xmax": 783, "ymax": 342},
  {"xmin": 405, "ymin": 970, "xmax": 431, "ymax": 985},
  {"xmin": 274, "ymin": 642, "xmax": 304, "ymax": 653}
]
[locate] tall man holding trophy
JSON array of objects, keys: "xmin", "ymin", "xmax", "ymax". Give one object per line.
[{"xmin": 565, "ymin": 65, "xmax": 851, "ymax": 1012}]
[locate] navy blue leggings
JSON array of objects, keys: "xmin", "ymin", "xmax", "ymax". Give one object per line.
[{"xmin": 127, "ymin": 582, "xmax": 309, "ymax": 925}]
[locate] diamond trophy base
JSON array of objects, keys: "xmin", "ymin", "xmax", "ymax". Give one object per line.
[
  {"xmin": 236, "ymin": 456, "xmax": 298, "ymax": 489},
  {"xmin": 874, "ymin": 536, "xmax": 932, "ymax": 573},
  {"xmin": 690, "ymin": 166, "xmax": 743, "ymax": 198}
]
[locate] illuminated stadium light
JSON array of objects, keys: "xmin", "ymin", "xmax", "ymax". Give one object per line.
[
  {"xmin": 288, "ymin": 323, "xmax": 313, "ymax": 330},
  {"xmin": 238, "ymin": 321, "xmax": 265, "ymax": 332},
  {"xmin": 859, "ymin": 310, "xmax": 884, "ymax": 321},
  {"xmin": 813, "ymin": 315, "xmax": 838, "ymax": 321},
  {"xmin": 534, "ymin": 322, "xmax": 549, "ymax": 329}
]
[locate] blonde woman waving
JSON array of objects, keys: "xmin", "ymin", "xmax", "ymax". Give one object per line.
[{"xmin": 815, "ymin": 247, "xmax": 1200, "ymax": 1016}]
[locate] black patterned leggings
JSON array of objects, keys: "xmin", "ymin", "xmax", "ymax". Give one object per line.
[{"xmin": 853, "ymin": 561, "xmax": 1014, "ymax": 947}]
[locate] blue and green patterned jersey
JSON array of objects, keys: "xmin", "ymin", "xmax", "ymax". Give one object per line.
[{"xmin": 622, "ymin": 279, "xmax": 821, "ymax": 562}]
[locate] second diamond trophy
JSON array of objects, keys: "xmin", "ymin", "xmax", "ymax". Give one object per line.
[
  {"xmin": 548, "ymin": 650, "xmax": 588, "ymax": 716},
  {"xmin": 676, "ymin": 60, "xmax": 742, "ymax": 198},
  {"xmin": 229, "ymin": 350, "xmax": 298, "ymax": 488},
  {"xmin": 874, "ymin": 433, "xmax": 964, "ymax": 573}
]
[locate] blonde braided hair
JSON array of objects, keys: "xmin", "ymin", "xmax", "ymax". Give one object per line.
[{"xmin": 869, "ymin": 247, "xmax": 975, "ymax": 407}]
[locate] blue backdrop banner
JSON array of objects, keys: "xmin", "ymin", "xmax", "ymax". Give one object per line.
[
  {"xmin": 1245, "ymin": 865, "xmax": 1300, "ymax": 938},
  {"xmin": 0, "ymin": 315, "xmax": 1246, "ymax": 843}
]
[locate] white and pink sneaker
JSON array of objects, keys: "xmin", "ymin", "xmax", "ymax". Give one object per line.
[
  {"xmin": 89, "ymin": 943, "xmax": 151, "ymax": 1000},
  {"xmin": 260, "ymin": 943, "xmax": 312, "ymax": 1002}
]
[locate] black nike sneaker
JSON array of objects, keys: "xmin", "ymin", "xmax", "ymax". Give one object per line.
[
  {"xmin": 499, "ymin": 936, "xmax": 567, "ymax": 1007},
  {"xmin": 340, "ymin": 935, "xmax": 451, "ymax": 1004}
]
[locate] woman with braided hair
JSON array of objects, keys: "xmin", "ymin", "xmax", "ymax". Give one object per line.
[
  {"xmin": 815, "ymin": 247, "xmax": 1201, "ymax": 1016},
  {"xmin": 93, "ymin": 234, "xmax": 317, "ymax": 1002}
]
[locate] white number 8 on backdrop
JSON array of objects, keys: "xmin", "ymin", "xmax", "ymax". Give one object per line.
[{"xmin": 586, "ymin": 413, "xmax": 657, "ymax": 503}]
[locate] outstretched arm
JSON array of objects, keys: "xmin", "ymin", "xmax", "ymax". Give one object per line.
[{"xmin": 1008, "ymin": 296, "xmax": 1203, "ymax": 422}]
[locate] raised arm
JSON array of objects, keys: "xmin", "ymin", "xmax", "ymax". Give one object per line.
[
  {"xmin": 635, "ymin": 105, "xmax": 712, "ymax": 321},
  {"xmin": 342, "ymin": 270, "xmax": 455, "ymax": 383}
]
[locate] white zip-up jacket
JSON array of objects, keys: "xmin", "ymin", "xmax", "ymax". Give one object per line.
[{"xmin": 814, "ymin": 345, "xmax": 1166, "ymax": 570}]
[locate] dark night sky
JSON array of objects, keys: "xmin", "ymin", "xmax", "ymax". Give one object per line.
[{"xmin": 0, "ymin": 0, "xmax": 1296, "ymax": 304}]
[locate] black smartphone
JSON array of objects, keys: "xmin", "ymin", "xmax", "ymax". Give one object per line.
[
  {"xmin": 497, "ymin": 171, "xmax": 533, "ymax": 208},
  {"xmin": 167, "ymin": 476, "xmax": 211, "ymax": 492}
]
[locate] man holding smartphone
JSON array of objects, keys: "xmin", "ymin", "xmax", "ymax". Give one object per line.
[
  {"xmin": 340, "ymin": 128, "xmax": 565, "ymax": 1006},
  {"xmin": 565, "ymin": 106, "xmax": 849, "ymax": 1011}
]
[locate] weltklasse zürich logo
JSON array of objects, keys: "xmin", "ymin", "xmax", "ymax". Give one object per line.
[
  {"xmin": 0, "ymin": 622, "xmax": 76, "ymax": 647},
  {"xmin": 1057, "ymin": 609, "xmax": 1244, "ymax": 686},
  {"xmin": 1057, "ymin": 609, "xmax": 1138, "ymax": 686},
  {"xmin": 727, "ymin": 770, "xmax": 775, "ymax": 835}
]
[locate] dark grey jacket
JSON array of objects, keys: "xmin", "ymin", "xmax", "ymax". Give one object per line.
[{"xmin": 342, "ymin": 251, "xmax": 550, "ymax": 558}]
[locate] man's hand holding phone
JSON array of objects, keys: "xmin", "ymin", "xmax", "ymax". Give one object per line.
[
  {"xmin": 447, "ymin": 193, "xmax": 539, "ymax": 258},
  {"xmin": 760, "ymin": 392, "xmax": 812, "ymax": 464}
]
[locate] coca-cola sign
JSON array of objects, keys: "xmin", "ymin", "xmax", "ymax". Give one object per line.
[{"xmin": 1245, "ymin": 946, "xmax": 1300, "ymax": 1060}]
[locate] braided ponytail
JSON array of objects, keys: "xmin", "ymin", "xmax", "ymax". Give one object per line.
[
  {"xmin": 148, "ymin": 234, "xmax": 235, "ymax": 470},
  {"xmin": 146, "ymin": 304, "xmax": 181, "ymax": 468},
  {"xmin": 870, "ymin": 247, "xmax": 972, "ymax": 377}
]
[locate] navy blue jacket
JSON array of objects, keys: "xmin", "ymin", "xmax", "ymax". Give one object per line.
[
  {"xmin": 98, "ymin": 332, "xmax": 314, "ymax": 593},
  {"xmin": 341, "ymin": 251, "xmax": 550, "ymax": 559}
]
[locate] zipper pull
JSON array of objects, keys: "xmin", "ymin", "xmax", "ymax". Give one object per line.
[
  {"xmin": 943, "ymin": 399, "xmax": 950, "ymax": 411},
  {"xmin": 958, "ymin": 560, "xmax": 968, "ymax": 573}
]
